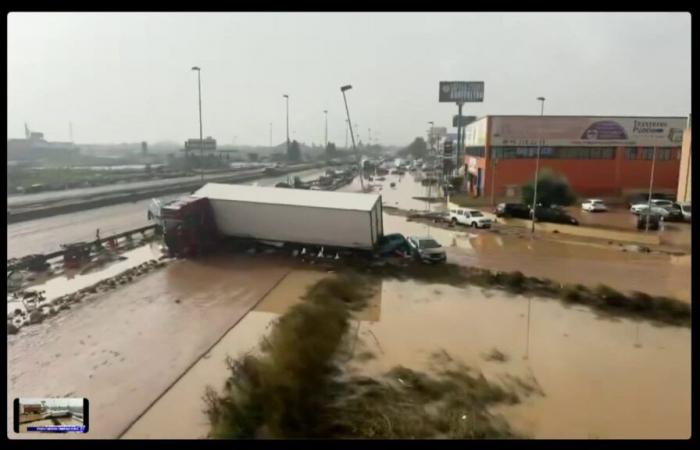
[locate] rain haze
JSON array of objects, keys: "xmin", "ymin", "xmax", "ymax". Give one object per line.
[{"xmin": 7, "ymin": 12, "xmax": 691, "ymax": 146}]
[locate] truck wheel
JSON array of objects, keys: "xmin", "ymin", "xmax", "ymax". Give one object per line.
[
  {"xmin": 450, "ymin": 218, "xmax": 457, "ymax": 226},
  {"xmin": 471, "ymin": 222, "xmax": 478, "ymax": 228}
]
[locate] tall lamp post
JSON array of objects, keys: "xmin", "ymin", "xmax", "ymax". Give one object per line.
[
  {"xmin": 340, "ymin": 84, "xmax": 364, "ymax": 191},
  {"xmin": 428, "ymin": 121, "xmax": 435, "ymax": 153},
  {"xmin": 283, "ymin": 94, "xmax": 290, "ymax": 157},
  {"xmin": 324, "ymin": 110, "xmax": 328, "ymax": 148},
  {"xmin": 191, "ymin": 66, "xmax": 204, "ymax": 182},
  {"xmin": 530, "ymin": 96, "xmax": 546, "ymax": 233}
]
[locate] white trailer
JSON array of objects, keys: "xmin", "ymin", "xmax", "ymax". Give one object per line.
[{"xmin": 192, "ymin": 183, "xmax": 383, "ymax": 250}]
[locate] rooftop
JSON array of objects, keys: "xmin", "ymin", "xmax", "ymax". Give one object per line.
[{"xmin": 193, "ymin": 183, "xmax": 381, "ymax": 211}]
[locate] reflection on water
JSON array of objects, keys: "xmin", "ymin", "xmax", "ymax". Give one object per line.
[
  {"xmin": 349, "ymin": 280, "xmax": 690, "ymax": 439},
  {"xmin": 124, "ymin": 270, "xmax": 689, "ymax": 439}
]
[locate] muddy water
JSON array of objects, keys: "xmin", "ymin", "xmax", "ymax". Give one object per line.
[
  {"xmin": 122, "ymin": 269, "xmax": 330, "ymax": 439},
  {"xmin": 7, "ymin": 255, "xmax": 295, "ymax": 439},
  {"xmin": 123, "ymin": 272, "xmax": 689, "ymax": 439},
  {"xmin": 7, "ymin": 243, "xmax": 165, "ymax": 316},
  {"xmin": 348, "ymin": 280, "xmax": 690, "ymax": 439},
  {"xmin": 381, "ymin": 213, "xmax": 691, "ymax": 302}
]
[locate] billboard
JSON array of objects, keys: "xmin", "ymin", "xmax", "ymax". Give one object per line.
[
  {"xmin": 463, "ymin": 118, "xmax": 488, "ymax": 146},
  {"xmin": 439, "ymin": 81, "xmax": 484, "ymax": 103},
  {"xmin": 490, "ymin": 116, "xmax": 686, "ymax": 147}
]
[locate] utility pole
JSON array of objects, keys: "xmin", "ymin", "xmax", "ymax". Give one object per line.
[
  {"xmin": 324, "ymin": 110, "xmax": 328, "ymax": 148},
  {"xmin": 530, "ymin": 97, "xmax": 546, "ymax": 233},
  {"xmin": 490, "ymin": 156, "xmax": 498, "ymax": 206},
  {"xmin": 191, "ymin": 66, "xmax": 204, "ymax": 182},
  {"xmin": 269, "ymin": 122, "xmax": 273, "ymax": 150},
  {"xmin": 345, "ymin": 120, "xmax": 349, "ymax": 149},
  {"xmin": 283, "ymin": 94, "xmax": 290, "ymax": 157},
  {"xmin": 645, "ymin": 146, "xmax": 657, "ymax": 232},
  {"xmin": 69, "ymin": 121, "xmax": 73, "ymax": 142},
  {"xmin": 340, "ymin": 84, "xmax": 364, "ymax": 191}
]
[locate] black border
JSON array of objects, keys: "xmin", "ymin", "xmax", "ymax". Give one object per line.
[{"xmin": 3, "ymin": 6, "xmax": 697, "ymax": 449}]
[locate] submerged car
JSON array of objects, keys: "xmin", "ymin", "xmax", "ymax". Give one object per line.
[
  {"xmin": 636, "ymin": 211, "xmax": 662, "ymax": 230},
  {"xmin": 531, "ymin": 206, "xmax": 579, "ymax": 225},
  {"xmin": 679, "ymin": 203, "xmax": 691, "ymax": 222},
  {"xmin": 407, "ymin": 236, "xmax": 446, "ymax": 264},
  {"xmin": 376, "ymin": 233, "xmax": 411, "ymax": 257},
  {"xmin": 495, "ymin": 203, "xmax": 531, "ymax": 219}
]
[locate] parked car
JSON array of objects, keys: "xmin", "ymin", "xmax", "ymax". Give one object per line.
[
  {"xmin": 495, "ymin": 203, "xmax": 531, "ymax": 219},
  {"xmin": 407, "ymin": 236, "xmax": 447, "ymax": 264},
  {"xmin": 449, "ymin": 208, "xmax": 492, "ymax": 228},
  {"xmin": 636, "ymin": 211, "xmax": 662, "ymax": 230},
  {"xmin": 627, "ymin": 193, "xmax": 675, "ymax": 208},
  {"xmin": 679, "ymin": 202, "xmax": 691, "ymax": 222},
  {"xmin": 581, "ymin": 199, "xmax": 608, "ymax": 212},
  {"xmin": 532, "ymin": 206, "xmax": 579, "ymax": 225},
  {"xmin": 630, "ymin": 200, "xmax": 673, "ymax": 216}
]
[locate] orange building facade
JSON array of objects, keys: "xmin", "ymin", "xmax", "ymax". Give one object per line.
[{"xmin": 461, "ymin": 115, "xmax": 687, "ymax": 200}]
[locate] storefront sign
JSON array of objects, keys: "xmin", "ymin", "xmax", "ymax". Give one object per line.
[{"xmin": 490, "ymin": 116, "xmax": 686, "ymax": 147}]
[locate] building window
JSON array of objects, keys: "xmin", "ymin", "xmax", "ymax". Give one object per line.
[
  {"xmin": 491, "ymin": 146, "xmax": 614, "ymax": 160},
  {"xmin": 465, "ymin": 147, "xmax": 485, "ymax": 157},
  {"xmin": 624, "ymin": 148, "xmax": 637, "ymax": 159},
  {"xmin": 640, "ymin": 147, "xmax": 654, "ymax": 160}
]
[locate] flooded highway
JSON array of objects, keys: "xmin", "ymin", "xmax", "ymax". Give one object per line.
[
  {"xmin": 7, "ymin": 168, "xmax": 691, "ymax": 440},
  {"xmin": 7, "ymin": 254, "xmax": 299, "ymax": 439},
  {"xmin": 121, "ymin": 271, "xmax": 690, "ymax": 439},
  {"xmin": 7, "ymin": 168, "xmax": 326, "ymax": 258}
]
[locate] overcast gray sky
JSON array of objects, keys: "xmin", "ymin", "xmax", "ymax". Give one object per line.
[{"xmin": 7, "ymin": 12, "xmax": 691, "ymax": 146}]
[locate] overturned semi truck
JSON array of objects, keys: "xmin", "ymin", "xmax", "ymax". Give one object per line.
[{"xmin": 159, "ymin": 183, "xmax": 384, "ymax": 257}]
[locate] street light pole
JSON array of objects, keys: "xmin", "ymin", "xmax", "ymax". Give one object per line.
[
  {"xmin": 490, "ymin": 156, "xmax": 498, "ymax": 206},
  {"xmin": 324, "ymin": 110, "xmax": 328, "ymax": 148},
  {"xmin": 191, "ymin": 66, "xmax": 204, "ymax": 182},
  {"xmin": 530, "ymin": 96, "xmax": 546, "ymax": 233},
  {"xmin": 345, "ymin": 119, "xmax": 349, "ymax": 149},
  {"xmin": 283, "ymin": 94, "xmax": 290, "ymax": 157},
  {"xmin": 269, "ymin": 122, "xmax": 273, "ymax": 150},
  {"xmin": 340, "ymin": 84, "xmax": 364, "ymax": 191},
  {"xmin": 645, "ymin": 146, "xmax": 657, "ymax": 232}
]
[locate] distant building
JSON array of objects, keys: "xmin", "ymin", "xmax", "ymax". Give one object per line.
[
  {"xmin": 8, "ymin": 125, "xmax": 80, "ymax": 161},
  {"xmin": 184, "ymin": 136, "xmax": 217, "ymax": 154}
]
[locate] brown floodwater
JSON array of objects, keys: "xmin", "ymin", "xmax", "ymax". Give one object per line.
[
  {"xmin": 7, "ymin": 254, "xmax": 297, "ymax": 439},
  {"xmin": 347, "ymin": 280, "xmax": 691, "ymax": 439},
  {"xmin": 121, "ymin": 269, "xmax": 329, "ymax": 439},
  {"xmin": 382, "ymin": 213, "xmax": 691, "ymax": 302},
  {"xmin": 121, "ymin": 270, "xmax": 690, "ymax": 439},
  {"xmin": 7, "ymin": 242, "xmax": 165, "ymax": 316}
]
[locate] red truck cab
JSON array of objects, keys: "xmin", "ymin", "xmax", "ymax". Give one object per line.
[{"xmin": 161, "ymin": 196, "xmax": 218, "ymax": 257}]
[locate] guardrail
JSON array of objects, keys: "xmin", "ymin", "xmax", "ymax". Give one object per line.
[{"xmin": 7, "ymin": 225, "xmax": 157, "ymax": 273}]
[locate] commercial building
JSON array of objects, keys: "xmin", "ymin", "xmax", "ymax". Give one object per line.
[
  {"xmin": 676, "ymin": 128, "xmax": 691, "ymax": 203},
  {"xmin": 461, "ymin": 115, "xmax": 687, "ymax": 200},
  {"xmin": 7, "ymin": 125, "xmax": 80, "ymax": 161}
]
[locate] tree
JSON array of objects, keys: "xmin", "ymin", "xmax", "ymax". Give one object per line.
[
  {"xmin": 521, "ymin": 168, "xmax": 576, "ymax": 207},
  {"xmin": 397, "ymin": 137, "xmax": 428, "ymax": 159},
  {"xmin": 287, "ymin": 140, "xmax": 302, "ymax": 162}
]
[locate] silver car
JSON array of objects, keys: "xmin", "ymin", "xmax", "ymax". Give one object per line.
[{"xmin": 407, "ymin": 236, "xmax": 446, "ymax": 264}]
